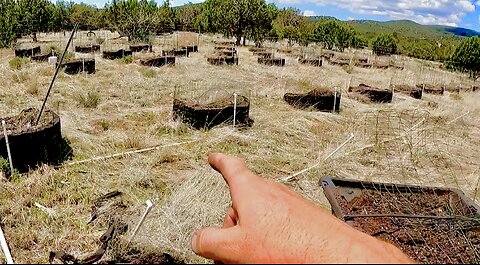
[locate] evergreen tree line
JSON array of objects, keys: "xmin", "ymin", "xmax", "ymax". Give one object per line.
[{"xmin": 0, "ymin": 0, "xmax": 477, "ymax": 77}]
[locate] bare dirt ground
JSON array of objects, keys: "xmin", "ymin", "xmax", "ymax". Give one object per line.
[{"xmin": 0, "ymin": 31, "xmax": 479, "ymax": 263}]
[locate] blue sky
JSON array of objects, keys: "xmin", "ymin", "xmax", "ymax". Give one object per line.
[{"xmin": 75, "ymin": 0, "xmax": 480, "ymax": 31}]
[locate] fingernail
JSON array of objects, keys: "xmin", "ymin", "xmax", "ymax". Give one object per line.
[{"xmin": 191, "ymin": 232, "xmax": 198, "ymax": 253}]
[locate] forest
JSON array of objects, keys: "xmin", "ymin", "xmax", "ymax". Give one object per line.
[{"xmin": 0, "ymin": 0, "xmax": 478, "ymax": 78}]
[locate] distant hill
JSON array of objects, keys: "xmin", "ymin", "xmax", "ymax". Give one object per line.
[{"xmin": 344, "ymin": 19, "xmax": 480, "ymax": 39}]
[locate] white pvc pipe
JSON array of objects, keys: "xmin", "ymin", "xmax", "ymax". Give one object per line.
[
  {"xmin": 0, "ymin": 223, "xmax": 14, "ymax": 264},
  {"xmin": 130, "ymin": 200, "xmax": 154, "ymax": 242},
  {"xmin": 1, "ymin": 121, "xmax": 13, "ymax": 174},
  {"xmin": 233, "ymin": 93, "xmax": 238, "ymax": 128}
]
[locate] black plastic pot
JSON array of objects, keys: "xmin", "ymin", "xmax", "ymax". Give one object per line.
[
  {"xmin": 0, "ymin": 108, "xmax": 67, "ymax": 172},
  {"xmin": 173, "ymin": 96, "xmax": 253, "ymax": 130},
  {"xmin": 15, "ymin": 46, "xmax": 41, "ymax": 58},
  {"xmin": 103, "ymin": 50, "xmax": 133, "ymax": 60},
  {"xmin": 140, "ymin": 56, "xmax": 175, "ymax": 67}
]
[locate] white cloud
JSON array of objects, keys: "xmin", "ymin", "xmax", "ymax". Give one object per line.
[
  {"xmin": 271, "ymin": 0, "xmax": 477, "ymax": 26},
  {"xmin": 303, "ymin": 10, "xmax": 317, "ymax": 16}
]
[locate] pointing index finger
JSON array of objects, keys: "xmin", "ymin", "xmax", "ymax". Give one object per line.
[{"xmin": 208, "ymin": 152, "xmax": 255, "ymax": 203}]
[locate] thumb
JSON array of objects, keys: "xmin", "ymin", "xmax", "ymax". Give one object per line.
[{"xmin": 192, "ymin": 226, "xmax": 243, "ymax": 262}]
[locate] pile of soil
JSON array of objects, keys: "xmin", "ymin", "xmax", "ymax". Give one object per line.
[
  {"xmin": 333, "ymin": 188, "xmax": 480, "ymax": 264},
  {"xmin": 140, "ymin": 56, "xmax": 175, "ymax": 67},
  {"xmin": 207, "ymin": 56, "xmax": 238, "ymax": 65},
  {"xmin": 395, "ymin": 85, "xmax": 423, "ymax": 99},
  {"xmin": 284, "ymin": 88, "xmax": 340, "ymax": 112},
  {"xmin": 173, "ymin": 95, "xmax": 253, "ymax": 129},
  {"xmin": 103, "ymin": 49, "xmax": 133, "ymax": 60},
  {"xmin": 130, "ymin": 44, "xmax": 152, "ymax": 53},
  {"xmin": 349, "ymin": 84, "xmax": 393, "ymax": 103},
  {"xmin": 258, "ymin": 57, "xmax": 285, "ymax": 66},
  {"xmin": 15, "ymin": 46, "xmax": 41, "ymax": 58},
  {"xmin": 372, "ymin": 62, "xmax": 390, "ymax": 69},
  {"xmin": 58, "ymin": 58, "xmax": 96, "ymax": 75},
  {"xmin": 75, "ymin": 44, "xmax": 101, "ymax": 53},
  {"xmin": 299, "ymin": 58, "xmax": 323, "ymax": 67},
  {"xmin": 0, "ymin": 108, "xmax": 66, "ymax": 172},
  {"xmin": 416, "ymin": 84, "xmax": 445, "ymax": 95}
]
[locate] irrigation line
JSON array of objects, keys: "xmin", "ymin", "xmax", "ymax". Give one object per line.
[
  {"xmin": 281, "ymin": 133, "xmax": 355, "ymax": 183},
  {"xmin": 35, "ymin": 24, "xmax": 79, "ymax": 126},
  {"xmin": 446, "ymin": 111, "xmax": 470, "ymax": 125},
  {"xmin": 66, "ymin": 139, "xmax": 199, "ymax": 166}
]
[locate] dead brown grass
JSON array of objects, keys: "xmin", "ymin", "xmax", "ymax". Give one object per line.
[{"xmin": 0, "ymin": 31, "xmax": 478, "ymax": 263}]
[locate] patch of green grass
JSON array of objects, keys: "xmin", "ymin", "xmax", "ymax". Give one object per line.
[
  {"xmin": 75, "ymin": 91, "xmax": 101, "ymax": 108},
  {"xmin": 9, "ymin": 57, "xmax": 30, "ymax": 70},
  {"xmin": 11, "ymin": 71, "xmax": 29, "ymax": 83},
  {"xmin": 450, "ymin": 93, "xmax": 462, "ymax": 100},
  {"xmin": 141, "ymin": 68, "xmax": 157, "ymax": 78},
  {"xmin": 123, "ymin": 55, "xmax": 133, "ymax": 64},
  {"xmin": 100, "ymin": 120, "xmax": 110, "ymax": 131}
]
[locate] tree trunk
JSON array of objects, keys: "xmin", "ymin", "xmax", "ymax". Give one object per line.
[
  {"xmin": 243, "ymin": 37, "xmax": 246, "ymax": 46},
  {"xmin": 32, "ymin": 32, "xmax": 38, "ymax": 42},
  {"xmin": 236, "ymin": 35, "xmax": 241, "ymax": 46}
]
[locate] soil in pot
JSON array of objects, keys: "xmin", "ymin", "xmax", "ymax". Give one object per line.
[
  {"xmin": 299, "ymin": 58, "xmax": 323, "ymax": 67},
  {"xmin": 173, "ymin": 95, "xmax": 253, "ymax": 129},
  {"xmin": 284, "ymin": 88, "xmax": 340, "ymax": 112},
  {"xmin": 258, "ymin": 57, "xmax": 285, "ymax": 66},
  {"xmin": 75, "ymin": 45, "xmax": 101, "ymax": 53},
  {"xmin": 130, "ymin": 44, "xmax": 152, "ymax": 52},
  {"xmin": 15, "ymin": 46, "xmax": 41, "ymax": 58},
  {"xmin": 349, "ymin": 84, "xmax": 393, "ymax": 103},
  {"xmin": 416, "ymin": 84, "xmax": 445, "ymax": 95},
  {"xmin": 140, "ymin": 56, "xmax": 175, "ymax": 67},
  {"xmin": 394, "ymin": 85, "xmax": 423, "ymax": 99},
  {"xmin": 0, "ymin": 108, "xmax": 71, "ymax": 172},
  {"xmin": 103, "ymin": 50, "xmax": 133, "ymax": 60},
  {"xmin": 322, "ymin": 178, "xmax": 480, "ymax": 264},
  {"xmin": 207, "ymin": 56, "xmax": 238, "ymax": 65},
  {"xmin": 58, "ymin": 58, "xmax": 96, "ymax": 74}
]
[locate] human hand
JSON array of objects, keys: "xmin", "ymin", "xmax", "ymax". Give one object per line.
[{"xmin": 191, "ymin": 153, "xmax": 413, "ymax": 264}]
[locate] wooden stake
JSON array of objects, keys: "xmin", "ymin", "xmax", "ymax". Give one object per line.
[{"xmin": 1, "ymin": 121, "xmax": 13, "ymax": 174}]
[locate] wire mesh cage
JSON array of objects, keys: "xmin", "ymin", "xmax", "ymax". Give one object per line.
[
  {"xmin": 172, "ymin": 83, "xmax": 253, "ymax": 130},
  {"xmin": 321, "ymin": 177, "xmax": 480, "ymax": 264}
]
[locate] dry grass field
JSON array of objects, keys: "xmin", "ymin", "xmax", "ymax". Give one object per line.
[{"xmin": 0, "ymin": 31, "xmax": 479, "ymax": 263}]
